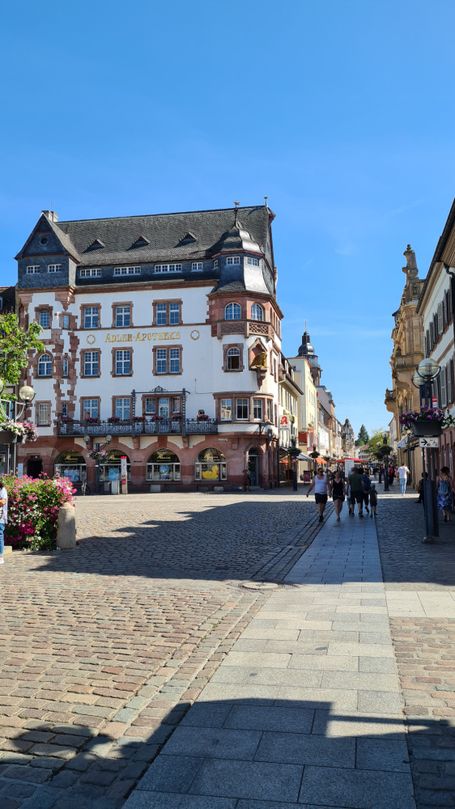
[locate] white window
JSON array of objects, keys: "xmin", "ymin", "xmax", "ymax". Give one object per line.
[
  {"xmin": 156, "ymin": 303, "xmax": 167, "ymax": 326},
  {"xmin": 226, "ymin": 347, "xmax": 241, "ymax": 371},
  {"xmin": 114, "ymin": 398, "xmax": 131, "ymax": 420},
  {"xmin": 113, "ymin": 266, "xmax": 141, "ymax": 276},
  {"xmin": 62, "ymin": 356, "xmax": 69, "ymax": 377},
  {"xmin": 169, "ymin": 348, "xmax": 180, "ymax": 374},
  {"xmin": 154, "ymin": 263, "xmax": 182, "ymax": 274},
  {"xmin": 61, "ymin": 314, "xmax": 70, "ymax": 329},
  {"xmin": 192, "ymin": 262, "xmax": 203, "ymax": 272},
  {"xmin": 267, "ymin": 399, "xmax": 273, "ymax": 422},
  {"xmin": 253, "ymin": 398, "xmax": 263, "ymax": 420},
  {"xmin": 169, "ymin": 303, "xmax": 180, "ymax": 325},
  {"xmin": 36, "ymin": 401, "xmax": 51, "ymax": 426},
  {"xmin": 80, "ymin": 268, "xmax": 102, "ymax": 278},
  {"xmin": 247, "ymin": 256, "xmax": 260, "ymax": 266},
  {"xmin": 114, "ymin": 305, "xmax": 131, "ymax": 327},
  {"xmin": 220, "ymin": 398, "xmax": 232, "ymax": 421},
  {"xmin": 38, "ymin": 310, "xmax": 51, "ymax": 328},
  {"xmin": 236, "ymin": 398, "xmax": 249, "ymax": 420},
  {"xmin": 48, "ymin": 263, "xmax": 62, "ymax": 273},
  {"xmin": 61, "ymin": 402, "xmax": 68, "ymax": 417},
  {"xmin": 83, "ymin": 351, "xmax": 100, "ymax": 377},
  {"xmin": 26, "ymin": 265, "xmax": 40, "ymax": 274},
  {"xmin": 114, "ymin": 349, "xmax": 132, "ymax": 375},
  {"xmin": 156, "ymin": 348, "xmax": 167, "ymax": 374},
  {"xmin": 83, "ymin": 306, "xmax": 100, "ymax": 328},
  {"xmin": 82, "ymin": 399, "xmax": 99, "ymax": 419},
  {"xmin": 225, "ymin": 303, "xmax": 242, "ymax": 321},
  {"xmin": 226, "ymin": 256, "xmax": 241, "ymax": 265},
  {"xmin": 251, "ymin": 303, "xmax": 264, "ymax": 321},
  {"xmin": 143, "ymin": 397, "xmax": 156, "ymax": 415},
  {"xmin": 37, "ymin": 354, "xmax": 52, "ymax": 377},
  {"xmin": 213, "ymin": 259, "xmax": 219, "ymax": 269}
]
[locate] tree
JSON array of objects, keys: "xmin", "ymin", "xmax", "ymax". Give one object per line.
[
  {"xmin": 0, "ymin": 313, "xmax": 43, "ymax": 387},
  {"xmin": 367, "ymin": 429, "xmax": 391, "ymax": 459},
  {"xmin": 355, "ymin": 424, "xmax": 370, "ymax": 446}
]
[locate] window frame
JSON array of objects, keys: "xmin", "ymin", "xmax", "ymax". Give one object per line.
[
  {"xmin": 236, "ymin": 398, "xmax": 249, "ymax": 420},
  {"xmin": 48, "ymin": 263, "xmax": 63, "ymax": 273},
  {"xmin": 81, "ymin": 349, "xmax": 101, "ymax": 378},
  {"xmin": 113, "ymin": 348, "xmax": 133, "ymax": 376},
  {"xmin": 224, "ymin": 302, "xmax": 242, "ymax": 321},
  {"xmin": 191, "ymin": 262, "xmax": 203, "ymax": 272},
  {"xmin": 153, "ymin": 300, "xmax": 182, "ymax": 326},
  {"xmin": 81, "ymin": 304, "xmax": 100, "ymax": 329},
  {"xmin": 38, "ymin": 309, "xmax": 52, "ymax": 328},
  {"xmin": 113, "ymin": 396, "xmax": 132, "ymax": 421},
  {"xmin": 113, "ymin": 266, "xmax": 141, "ymax": 277},
  {"xmin": 251, "ymin": 303, "xmax": 264, "ymax": 321},
  {"xmin": 26, "ymin": 265, "xmax": 40, "ymax": 274},
  {"xmin": 226, "ymin": 256, "xmax": 241, "ymax": 266},
  {"xmin": 35, "ymin": 400, "xmax": 51, "ymax": 426},
  {"xmin": 113, "ymin": 303, "xmax": 132, "ymax": 328},
  {"xmin": 37, "ymin": 353, "xmax": 53, "ymax": 377},
  {"xmin": 80, "ymin": 397, "xmax": 100, "ymax": 421},
  {"xmin": 153, "ymin": 345, "xmax": 182, "ymax": 375},
  {"xmin": 247, "ymin": 256, "xmax": 260, "ymax": 266},
  {"xmin": 80, "ymin": 268, "xmax": 102, "ymax": 278}
]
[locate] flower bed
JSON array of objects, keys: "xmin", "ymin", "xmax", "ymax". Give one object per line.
[{"xmin": 2, "ymin": 475, "xmax": 76, "ymax": 551}]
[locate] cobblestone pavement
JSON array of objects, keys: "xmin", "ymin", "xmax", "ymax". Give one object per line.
[
  {"xmin": 0, "ymin": 491, "xmax": 318, "ymax": 808},
  {"xmin": 376, "ymin": 490, "xmax": 455, "ymax": 809}
]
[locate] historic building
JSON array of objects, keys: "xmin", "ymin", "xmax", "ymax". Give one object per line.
[
  {"xmin": 385, "ymin": 245, "xmax": 425, "ymax": 482},
  {"xmin": 15, "ymin": 205, "xmax": 283, "ymax": 491},
  {"xmin": 289, "ymin": 331, "xmax": 319, "ymax": 457},
  {"xmin": 416, "ymin": 201, "xmax": 455, "ymax": 474}
]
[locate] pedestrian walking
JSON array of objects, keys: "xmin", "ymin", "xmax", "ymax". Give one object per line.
[
  {"xmin": 330, "ymin": 469, "xmax": 346, "ymax": 522},
  {"xmin": 0, "ymin": 478, "xmax": 8, "ymax": 565},
  {"xmin": 307, "ymin": 467, "xmax": 329, "ymax": 523},
  {"xmin": 361, "ymin": 468, "xmax": 372, "ymax": 514},
  {"xmin": 369, "ymin": 483, "xmax": 378, "ymax": 517},
  {"xmin": 397, "ymin": 463, "xmax": 410, "ymax": 495},
  {"xmin": 348, "ymin": 466, "xmax": 365, "ymax": 517},
  {"xmin": 436, "ymin": 466, "xmax": 454, "ymax": 522}
]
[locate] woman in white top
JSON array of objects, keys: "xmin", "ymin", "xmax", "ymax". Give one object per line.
[{"xmin": 307, "ymin": 467, "xmax": 329, "ymax": 523}]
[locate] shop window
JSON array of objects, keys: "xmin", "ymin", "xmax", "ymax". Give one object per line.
[
  {"xmin": 195, "ymin": 448, "xmax": 227, "ymax": 481},
  {"xmin": 147, "ymin": 450, "xmax": 181, "ymax": 481}
]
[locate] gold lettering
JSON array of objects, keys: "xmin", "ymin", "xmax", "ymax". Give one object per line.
[{"xmin": 105, "ymin": 330, "xmax": 182, "ymax": 342}]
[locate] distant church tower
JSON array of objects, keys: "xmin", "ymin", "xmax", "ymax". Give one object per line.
[
  {"xmin": 341, "ymin": 419, "xmax": 355, "ymax": 455},
  {"xmin": 297, "ymin": 330, "xmax": 322, "ymax": 385}
]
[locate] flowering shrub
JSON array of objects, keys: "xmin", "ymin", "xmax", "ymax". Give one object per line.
[
  {"xmin": 2, "ymin": 475, "xmax": 76, "ymax": 551},
  {"xmin": 89, "ymin": 448, "xmax": 109, "ymax": 462},
  {"xmin": 0, "ymin": 419, "xmax": 38, "ymax": 441}
]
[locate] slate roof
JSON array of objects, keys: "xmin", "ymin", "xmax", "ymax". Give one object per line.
[{"xmin": 53, "ymin": 206, "xmax": 271, "ymax": 267}]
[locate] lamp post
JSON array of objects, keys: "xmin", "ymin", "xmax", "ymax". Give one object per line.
[
  {"xmin": 85, "ymin": 433, "xmax": 112, "ymax": 494},
  {"xmin": 0, "ymin": 379, "xmax": 36, "ymax": 474},
  {"xmin": 412, "ymin": 358, "xmax": 441, "ymax": 542}
]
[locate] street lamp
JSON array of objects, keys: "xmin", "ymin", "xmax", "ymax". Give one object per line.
[
  {"xmin": 413, "ymin": 359, "xmax": 441, "ymax": 543},
  {"xmin": 0, "ymin": 379, "xmax": 36, "ymax": 473}
]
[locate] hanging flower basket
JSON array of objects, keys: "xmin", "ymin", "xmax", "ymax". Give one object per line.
[{"xmin": 411, "ymin": 421, "xmax": 442, "ymax": 437}]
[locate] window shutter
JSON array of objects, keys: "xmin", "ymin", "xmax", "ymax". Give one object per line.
[
  {"xmin": 438, "ymin": 302, "xmax": 444, "ymax": 335},
  {"xmin": 440, "ymin": 365, "xmax": 447, "ymax": 408},
  {"xmin": 447, "ymin": 360, "xmax": 454, "ymax": 405},
  {"xmin": 430, "ymin": 321, "xmax": 434, "ymax": 347}
]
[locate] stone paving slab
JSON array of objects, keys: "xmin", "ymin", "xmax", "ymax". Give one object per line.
[{"xmin": 127, "ymin": 507, "xmax": 417, "ymax": 809}]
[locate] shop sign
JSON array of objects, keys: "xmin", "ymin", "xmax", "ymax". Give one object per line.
[{"xmin": 104, "ymin": 331, "xmax": 180, "ymax": 343}]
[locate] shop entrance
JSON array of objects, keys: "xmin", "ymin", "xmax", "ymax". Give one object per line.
[{"xmin": 247, "ymin": 448, "xmax": 259, "ymax": 487}]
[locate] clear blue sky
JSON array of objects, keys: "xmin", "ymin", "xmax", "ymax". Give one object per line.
[{"xmin": 1, "ymin": 0, "xmax": 454, "ymax": 436}]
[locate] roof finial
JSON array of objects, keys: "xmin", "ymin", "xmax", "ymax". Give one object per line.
[{"xmin": 264, "ymin": 195, "xmax": 268, "ymax": 208}]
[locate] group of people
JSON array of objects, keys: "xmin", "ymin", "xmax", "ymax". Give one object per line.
[{"xmin": 307, "ymin": 466, "xmax": 377, "ymax": 523}]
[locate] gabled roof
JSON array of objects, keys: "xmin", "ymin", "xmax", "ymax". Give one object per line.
[
  {"xmin": 52, "ymin": 205, "xmax": 271, "ymax": 267},
  {"xmin": 15, "ymin": 212, "xmax": 81, "ymax": 261},
  {"xmin": 417, "ymin": 198, "xmax": 455, "ymax": 313}
]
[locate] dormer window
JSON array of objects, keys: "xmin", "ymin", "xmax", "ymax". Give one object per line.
[
  {"xmin": 48, "ymin": 263, "xmax": 62, "ymax": 273},
  {"xmin": 213, "ymin": 259, "xmax": 219, "ymax": 269},
  {"xmin": 226, "ymin": 256, "xmax": 241, "ymax": 266},
  {"xmin": 131, "ymin": 236, "xmax": 150, "ymax": 249},
  {"xmin": 86, "ymin": 239, "xmax": 105, "ymax": 251},
  {"xmin": 247, "ymin": 256, "xmax": 260, "ymax": 266},
  {"xmin": 225, "ymin": 303, "xmax": 241, "ymax": 321},
  {"xmin": 26, "ymin": 265, "xmax": 40, "ymax": 274},
  {"xmin": 191, "ymin": 262, "xmax": 203, "ymax": 272}
]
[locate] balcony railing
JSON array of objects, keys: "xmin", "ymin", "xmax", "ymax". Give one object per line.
[{"xmin": 57, "ymin": 418, "xmax": 219, "ymax": 437}]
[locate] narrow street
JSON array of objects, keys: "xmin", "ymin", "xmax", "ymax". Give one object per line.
[{"xmin": 0, "ymin": 490, "xmax": 453, "ymax": 808}]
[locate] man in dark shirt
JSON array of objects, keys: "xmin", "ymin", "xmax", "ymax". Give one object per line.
[{"xmin": 348, "ymin": 466, "xmax": 364, "ymax": 518}]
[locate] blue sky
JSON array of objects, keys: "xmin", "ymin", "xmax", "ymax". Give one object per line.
[{"xmin": 1, "ymin": 0, "xmax": 454, "ymax": 436}]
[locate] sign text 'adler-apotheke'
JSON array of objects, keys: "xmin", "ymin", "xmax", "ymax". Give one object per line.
[{"xmin": 104, "ymin": 331, "xmax": 181, "ymax": 343}]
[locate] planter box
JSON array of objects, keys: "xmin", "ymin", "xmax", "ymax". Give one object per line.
[
  {"xmin": 411, "ymin": 421, "xmax": 442, "ymax": 437},
  {"xmin": 0, "ymin": 430, "xmax": 17, "ymax": 444}
]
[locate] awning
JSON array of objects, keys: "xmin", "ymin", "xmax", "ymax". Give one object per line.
[{"xmin": 297, "ymin": 453, "xmax": 313, "ymax": 461}]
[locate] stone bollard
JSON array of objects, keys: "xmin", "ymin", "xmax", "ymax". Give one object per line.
[{"xmin": 56, "ymin": 503, "xmax": 77, "ymax": 550}]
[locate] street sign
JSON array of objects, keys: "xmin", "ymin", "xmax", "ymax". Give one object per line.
[{"xmin": 419, "ymin": 437, "xmax": 439, "ymax": 448}]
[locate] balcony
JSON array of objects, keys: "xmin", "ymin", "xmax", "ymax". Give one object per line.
[{"xmin": 57, "ymin": 418, "xmax": 219, "ymax": 437}]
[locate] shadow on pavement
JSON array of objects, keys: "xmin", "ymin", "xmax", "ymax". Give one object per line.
[{"xmin": 1, "ymin": 697, "xmax": 451, "ymax": 808}]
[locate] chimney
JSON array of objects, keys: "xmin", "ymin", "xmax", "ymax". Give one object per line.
[{"xmin": 42, "ymin": 210, "xmax": 59, "ymax": 223}]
